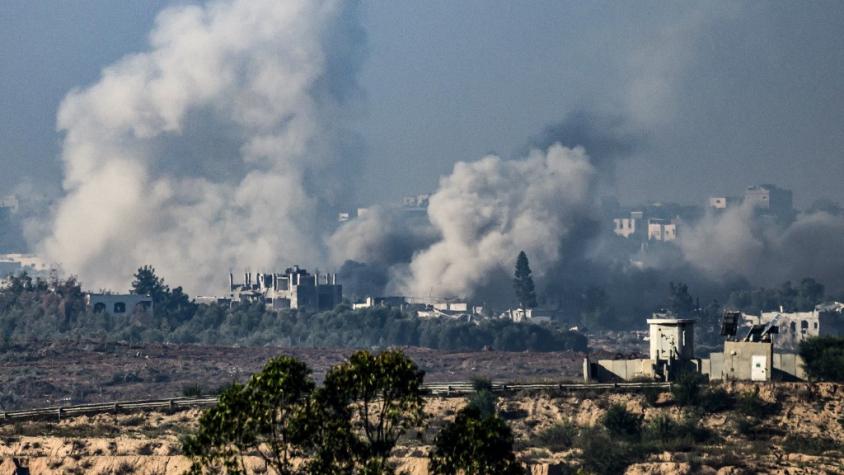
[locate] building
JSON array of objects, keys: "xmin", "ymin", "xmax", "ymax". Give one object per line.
[
  {"xmin": 708, "ymin": 196, "xmax": 737, "ymax": 210},
  {"xmin": 499, "ymin": 307, "xmax": 553, "ymax": 324},
  {"xmin": 744, "ymin": 307, "xmax": 844, "ymax": 350},
  {"xmin": 612, "ymin": 210, "xmax": 644, "ymax": 239},
  {"xmin": 352, "ymin": 296, "xmax": 408, "ymax": 310},
  {"xmin": 647, "ymin": 316, "xmax": 695, "ymax": 361},
  {"xmin": 587, "ymin": 311, "xmax": 809, "ymax": 383},
  {"xmin": 647, "ymin": 218, "xmax": 677, "ymax": 241},
  {"xmin": 86, "ymin": 293, "xmax": 153, "ymax": 315},
  {"xmin": 229, "ymin": 266, "xmax": 342, "ymax": 312},
  {"xmin": 744, "ymin": 184, "xmax": 793, "ymax": 211}
]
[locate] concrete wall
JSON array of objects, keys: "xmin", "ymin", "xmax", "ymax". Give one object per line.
[
  {"xmin": 593, "ymin": 359, "xmax": 656, "ymax": 382},
  {"xmin": 773, "ymin": 353, "xmax": 808, "ymax": 381},
  {"xmin": 708, "ymin": 341, "xmax": 772, "ymax": 381}
]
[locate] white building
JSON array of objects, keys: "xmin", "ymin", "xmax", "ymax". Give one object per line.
[
  {"xmin": 86, "ymin": 293, "xmax": 153, "ymax": 315},
  {"xmin": 647, "ymin": 218, "xmax": 677, "ymax": 241}
]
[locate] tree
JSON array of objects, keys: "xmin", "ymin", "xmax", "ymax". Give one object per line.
[
  {"xmin": 131, "ymin": 265, "xmax": 168, "ymax": 302},
  {"xmin": 183, "ymin": 356, "xmax": 315, "ymax": 475},
  {"xmin": 668, "ymin": 282, "xmax": 695, "ymax": 316},
  {"xmin": 799, "ymin": 336, "xmax": 844, "ymax": 382},
  {"xmin": 320, "ymin": 349, "xmax": 426, "ymax": 474},
  {"xmin": 513, "ymin": 251, "xmax": 537, "ymax": 309},
  {"xmin": 131, "ymin": 265, "xmax": 197, "ymax": 326},
  {"xmin": 428, "ymin": 405, "xmax": 525, "ymax": 475}
]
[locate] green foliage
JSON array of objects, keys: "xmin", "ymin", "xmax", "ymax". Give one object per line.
[
  {"xmin": 579, "ymin": 286, "xmax": 616, "ymax": 330},
  {"xmin": 699, "ymin": 386, "xmax": 735, "ymax": 413},
  {"xmin": 642, "ymin": 414, "xmax": 713, "ymax": 449},
  {"xmin": 799, "ymin": 336, "xmax": 844, "ymax": 382},
  {"xmin": 0, "ymin": 271, "xmax": 587, "ymax": 353},
  {"xmin": 574, "ymin": 426, "xmax": 635, "ymax": 475},
  {"xmin": 735, "ymin": 390, "xmax": 778, "ymax": 418},
  {"xmin": 670, "ymin": 372, "xmax": 707, "ymax": 407},
  {"xmin": 466, "ymin": 377, "xmax": 497, "ymax": 418},
  {"xmin": 428, "ymin": 404, "xmax": 526, "ymax": 475},
  {"xmin": 600, "ymin": 403, "xmax": 642, "ymax": 440},
  {"xmin": 181, "ymin": 384, "xmax": 203, "ymax": 398},
  {"xmin": 668, "ymin": 282, "xmax": 695, "ymax": 316},
  {"xmin": 530, "ymin": 422, "xmax": 577, "ymax": 452},
  {"xmin": 513, "ymin": 251, "xmax": 537, "ymax": 309},
  {"xmin": 727, "ymin": 278, "xmax": 826, "ymax": 314},
  {"xmin": 182, "ymin": 356, "xmax": 314, "ymax": 475},
  {"xmin": 132, "ymin": 265, "xmax": 197, "ymax": 327},
  {"xmin": 320, "ymin": 350, "xmax": 426, "ymax": 474}
]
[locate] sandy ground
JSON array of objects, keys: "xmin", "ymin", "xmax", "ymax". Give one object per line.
[{"xmin": 1, "ymin": 382, "xmax": 842, "ymax": 474}]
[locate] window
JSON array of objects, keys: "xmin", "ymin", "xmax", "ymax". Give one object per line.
[
  {"xmin": 114, "ymin": 302, "xmax": 126, "ymax": 314},
  {"xmin": 790, "ymin": 321, "xmax": 796, "ymax": 333},
  {"xmin": 814, "ymin": 321, "xmax": 818, "ymax": 329},
  {"xmin": 93, "ymin": 303, "xmax": 106, "ymax": 313},
  {"xmin": 801, "ymin": 320, "xmax": 809, "ymax": 334}
]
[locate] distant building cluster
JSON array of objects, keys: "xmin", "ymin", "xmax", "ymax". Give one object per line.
[
  {"xmin": 227, "ymin": 266, "xmax": 342, "ymax": 312},
  {"xmin": 610, "ymin": 183, "xmax": 797, "ymax": 243},
  {"xmin": 587, "ymin": 303, "xmax": 844, "ymax": 383}
]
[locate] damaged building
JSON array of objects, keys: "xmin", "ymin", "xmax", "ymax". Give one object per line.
[
  {"xmin": 86, "ymin": 293, "xmax": 153, "ymax": 315},
  {"xmin": 229, "ymin": 266, "xmax": 342, "ymax": 312}
]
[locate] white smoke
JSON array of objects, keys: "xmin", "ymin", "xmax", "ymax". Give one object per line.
[
  {"xmin": 679, "ymin": 204, "xmax": 844, "ymax": 290},
  {"xmin": 327, "ymin": 206, "xmax": 436, "ymax": 268},
  {"xmin": 41, "ymin": 0, "xmax": 363, "ymax": 293},
  {"xmin": 391, "ymin": 144, "xmax": 597, "ymax": 299}
]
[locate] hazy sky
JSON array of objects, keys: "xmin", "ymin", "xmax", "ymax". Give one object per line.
[{"xmin": 2, "ymin": 1, "xmax": 843, "ymax": 209}]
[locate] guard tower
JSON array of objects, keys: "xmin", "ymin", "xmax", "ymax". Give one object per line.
[{"xmin": 647, "ymin": 317, "xmax": 696, "ymax": 361}]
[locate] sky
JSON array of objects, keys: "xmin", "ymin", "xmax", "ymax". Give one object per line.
[{"xmin": 2, "ymin": 1, "xmax": 844, "ymax": 209}]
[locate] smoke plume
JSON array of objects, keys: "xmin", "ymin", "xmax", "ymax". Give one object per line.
[
  {"xmin": 392, "ymin": 144, "xmax": 597, "ymax": 300},
  {"xmin": 679, "ymin": 205, "xmax": 844, "ymax": 292},
  {"xmin": 40, "ymin": 0, "xmax": 365, "ymax": 294}
]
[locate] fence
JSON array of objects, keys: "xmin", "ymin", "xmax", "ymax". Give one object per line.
[{"xmin": 1, "ymin": 381, "xmax": 671, "ymax": 423}]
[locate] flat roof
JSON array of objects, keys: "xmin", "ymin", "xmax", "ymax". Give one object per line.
[{"xmin": 646, "ymin": 318, "xmax": 696, "ymax": 325}]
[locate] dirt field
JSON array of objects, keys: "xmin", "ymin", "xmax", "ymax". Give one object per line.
[{"xmin": 0, "ymin": 342, "xmax": 592, "ymax": 410}]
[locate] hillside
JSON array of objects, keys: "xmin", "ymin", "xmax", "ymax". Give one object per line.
[{"xmin": 1, "ymin": 382, "xmax": 842, "ymax": 474}]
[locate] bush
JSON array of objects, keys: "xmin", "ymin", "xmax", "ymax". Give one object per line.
[
  {"xmin": 670, "ymin": 372, "xmax": 706, "ymax": 406},
  {"xmin": 600, "ymin": 404, "xmax": 642, "ymax": 440},
  {"xmin": 429, "ymin": 404, "xmax": 526, "ymax": 475},
  {"xmin": 735, "ymin": 391, "xmax": 778, "ymax": 418},
  {"xmin": 781, "ymin": 434, "xmax": 841, "ymax": 456},
  {"xmin": 531, "ymin": 422, "xmax": 577, "ymax": 452},
  {"xmin": 700, "ymin": 386, "xmax": 735, "ymax": 413},
  {"xmin": 181, "ymin": 384, "xmax": 203, "ymax": 397},
  {"xmin": 799, "ymin": 336, "xmax": 844, "ymax": 382},
  {"xmin": 642, "ymin": 414, "xmax": 713, "ymax": 451},
  {"xmin": 575, "ymin": 427, "xmax": 635, "ymax": 475}
]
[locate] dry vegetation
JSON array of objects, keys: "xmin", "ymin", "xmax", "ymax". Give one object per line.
[
  {"xmin": 0, "ymin": 341, "xmax": 589, "ymax": 410},
  {"xmin": 1, "ymin": 382, "xmax": 842, "ymax": 474}
]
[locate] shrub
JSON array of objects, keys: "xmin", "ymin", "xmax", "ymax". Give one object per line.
[
  {"xmin": 781, "ymin": 435, "xmax": 841, "ymax": 456},
  {"xmin": 700, "ymin": 386, "xmax": 735, "ymax": 413},
  {"xmin": 641, "ymin": 386, "xmax": 663, "ymax": 407},
  {"xmin": 575, "ymin": 427, "xmax": 635, "ymax": 475},
  {"xmin": 181, "ymin": 384, "xmax": 203, "ymax": 397},
  {"xmin": 600, "ymin": 404, "xmax": 642, "ymax": 440},
  {"xmin": 735, "ymin": 391, "xmax": 778, "ymax": 418},
  {"xmin": 799, "ymin": 336, "xmax": 844, "ymax": 382},
  {"xmin": 531, "ymin": 422, "xmax": 577, "ymax": 452},
  {"xmin": 670, "ymin": 372, "xmax": 706, "ymax": 406},
  {"xmin": 428, "ymin": 404, "xmax": 526, "ymax": 475}
]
